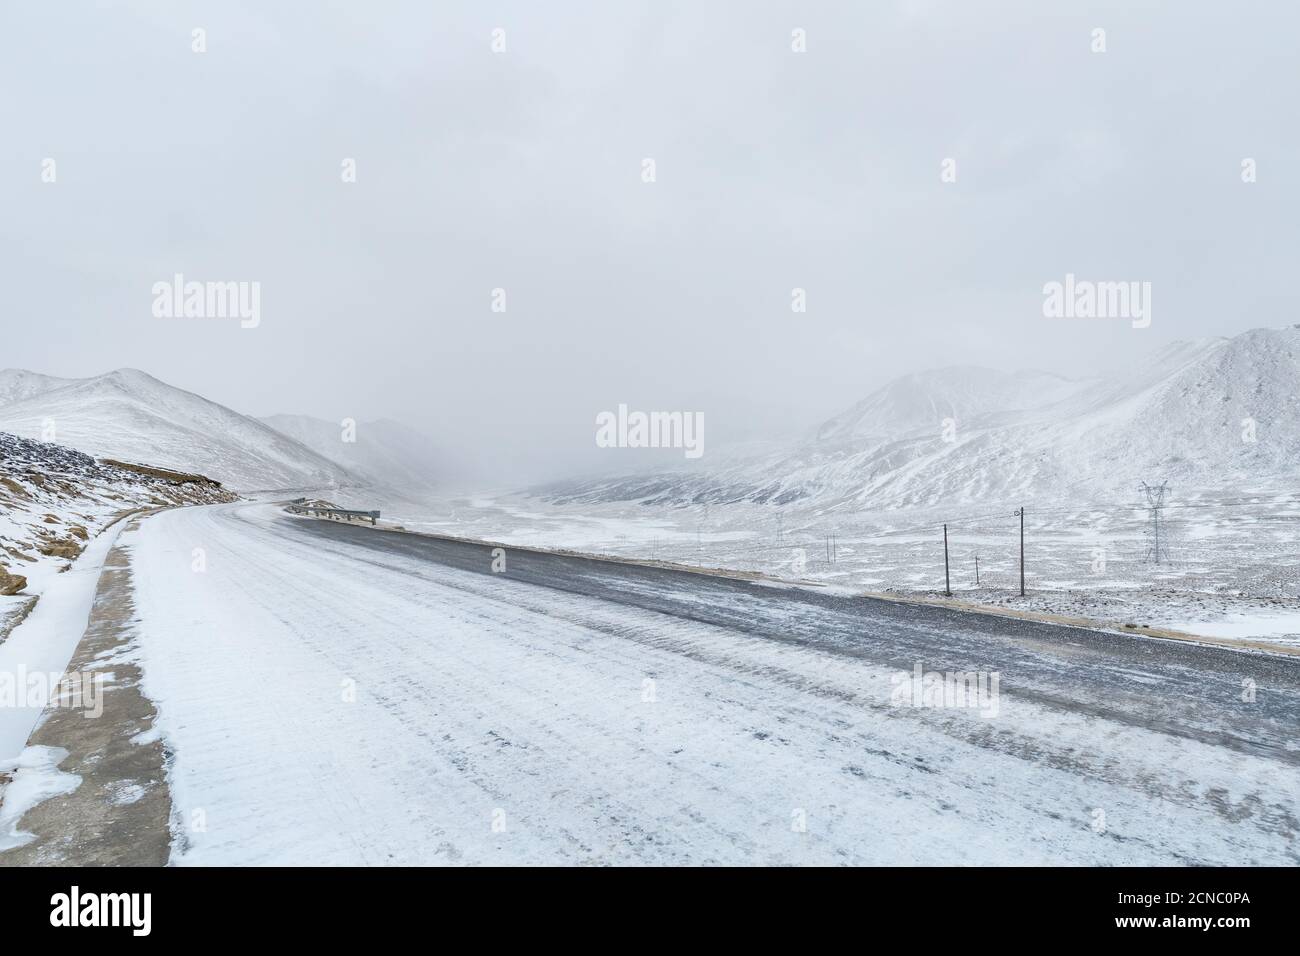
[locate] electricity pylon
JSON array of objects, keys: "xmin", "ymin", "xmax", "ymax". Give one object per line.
[{"xmin": 1139, "ymin": 480, "xmax": 1170, "ymax": 564}]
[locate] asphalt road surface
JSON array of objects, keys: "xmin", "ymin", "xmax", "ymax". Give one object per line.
[
  {"xmin": 110, "ymin": 502, "xmax": 1300, "ymax": 864},
  {"xmin": 295, "ymin": 509, "xmax": 1300, "ymax": 764}
]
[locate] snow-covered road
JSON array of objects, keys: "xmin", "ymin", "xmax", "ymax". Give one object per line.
[{"xmin": 121, "ymin": 502, "xmax": 1298, "ymax": 865}]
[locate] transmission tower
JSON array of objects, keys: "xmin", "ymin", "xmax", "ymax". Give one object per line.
[
  {"xmin": 1139, "ymin": 480, "xmax": 1170, "ymax": 564},
  {"xmin": 697, "ymin": 503, "xmax": 710, "ymax": 566}
]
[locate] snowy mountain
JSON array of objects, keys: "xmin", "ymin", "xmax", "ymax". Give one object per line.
[
  {"xmin": 0, "ymin": 370, "xmax": 74, "ymax": 407},
  {"xmin": 259, "ymin": 414, "xmax": 443, "ymax": 493},
  {"xmin": 538, "ymin": 327, "xmax": 1300, "ymax": 511},
  {"xmin": 814, "ymin": 367, "xmax": 1097, "ymax": 443},
  {"xmin": 0, "ymin": 369, "xmax": 358, "ymax": 492}
]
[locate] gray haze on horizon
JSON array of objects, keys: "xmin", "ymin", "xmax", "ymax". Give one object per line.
[{"xmin": 2, "ymin": 1, "xmax": 1297, "ymax": 484}]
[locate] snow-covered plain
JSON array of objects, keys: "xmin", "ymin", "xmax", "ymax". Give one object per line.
[
  {"xmin": 353, "ymin": 488, "xmax": 1300, "ymax": 648},
  {"xmin": 118, "ymin": 502, "xmax": 1296, "ymax": 865},
  {"xmin": 361, "ymin": 327, "xmax": 1300, "ymax": 646}
]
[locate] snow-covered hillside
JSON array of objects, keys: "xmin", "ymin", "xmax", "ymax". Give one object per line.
[
  {"xmin": 0, "ymin": 369, "xmax": 358, "ymax": 492},
  {"xmin": 0, "ymin": 371, "xmax": 74, "ymax": 407},
  {"xmin": 814, "ymin": 367, "xmax": 1097, "ymax": 443},
  {"xmin": 540, "ymin": 327, "xmax": 1299, "ymax": 511},
  {"xmin": 260, "ymin": 414, "xmax": 442, "ymax": 494},
  {"xmin": 0, "ymin": 431, "xmax": 237, "ymax": 607}
]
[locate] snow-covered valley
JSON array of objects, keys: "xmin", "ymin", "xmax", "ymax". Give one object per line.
[
  {"xmin": 3, "ymin": 327, "xmax": 1300, "ymax": 866},
  {"xmin": 357, "ymin": 327, "xmax": 1300, "ymax": 647},
  {"xmin": 8, "ymin": 0, "xmax": 1300, "ymax": 893},
  {"xmin": 10, "ymin": 501, "xmax": 1293, "ymax": 865},
  {"xmin": 539, "ymin": 328, "xmax": 1300, "ymax": 511}
]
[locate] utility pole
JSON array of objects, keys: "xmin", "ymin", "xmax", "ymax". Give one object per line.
[
  {"xmin": 1013, "ymin": 507, "xmax": 1025, "ymax": 596},
  {"xmin": 974, "ymin": 553, "xmax": 980, "ymax": 587},
  {"xmin": 943, "ymin": 523, "xmax": 951, "ymax": 596},
  {"xmin": 776, "ymin": 512, "xmax": 783, "ymax": 546}
]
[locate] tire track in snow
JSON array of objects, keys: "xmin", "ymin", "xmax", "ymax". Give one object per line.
[{"xmin": 123, "ymin": 503, "xmax": 1299, "ymax": 864}]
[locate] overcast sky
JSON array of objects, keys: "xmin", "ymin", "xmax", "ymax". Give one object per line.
[{"xmin": 2, "ymin": 1, "xmax": 1297, "ymax": 482}]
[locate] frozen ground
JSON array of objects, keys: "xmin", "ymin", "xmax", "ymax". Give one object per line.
[
  {"xmin": 48, "ymin": 500, "xmax": 1292, "ymax": 865},
  {"xmin": 355, "ymin": 488, "xmax": 1300, "ymax": 649},
  {"xmin": 0, "ymin": 431, "xmax": 235, "ymax": 635}
]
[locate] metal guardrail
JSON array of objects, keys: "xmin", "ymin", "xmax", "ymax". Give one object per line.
[{"xmin": 286, "ymin": 500, "xmax": 380, "ymax": 526}]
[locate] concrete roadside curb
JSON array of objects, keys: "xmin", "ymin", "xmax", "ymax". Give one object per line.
[{"xmin": 0, "ymin": 511, "xmax": 171, "ymax": 866}]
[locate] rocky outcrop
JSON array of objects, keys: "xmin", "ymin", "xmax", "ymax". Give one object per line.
[
  {"xmin": 0, "ymin": 566, "xmax": 28, "ymax": 595},
  {"xmin": 0, "ymin": 431, "xmax": 239, "ymax": 595}
]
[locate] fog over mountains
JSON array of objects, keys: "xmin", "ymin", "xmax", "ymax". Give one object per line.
[
  {"xmin": 539, "ymin": 326, "xmax": 1300, "ymax": 511},
  {"xmin": 259, "ymin": 414, "xmax": 447, "ymax": 492},
  {"xmin": 3, "ymin": 326, "xmax": 1295, "ymax": 507},
  {"xmin": 0, "ymin": 369, "xmax": 352, "ymax": 491},
  {"xmin": 0, "ymin": 369, "xmax": 440, "ymax": 494}
]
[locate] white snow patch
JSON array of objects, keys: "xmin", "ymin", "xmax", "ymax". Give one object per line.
[
  {"xmin": 0, "ymin": 745, "xmax": 81, "ymax": 851},
  {"xmin": 106, "ymin": 781, "xmax": 148, "ymax": 806},
  {"xmin": 1169, "ymin": 610, "xmax": 1300, "ymax": 646}
]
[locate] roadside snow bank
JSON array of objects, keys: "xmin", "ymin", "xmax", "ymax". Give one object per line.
[{"xmin": 0, "ymin": 516, "xmax": 125, "ymax": 768}]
